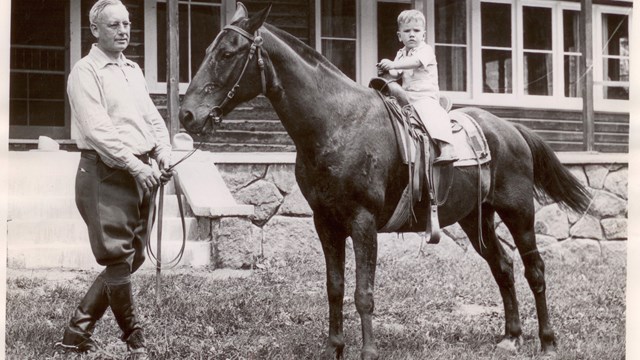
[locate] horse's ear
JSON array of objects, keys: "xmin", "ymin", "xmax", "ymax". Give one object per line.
[
  {"xmin": 231, "ymin": 2, "xmax": 248, "ymax": 24},
  {"xmin": 247, "ymin": 3, "xmax": 272, "ymax": 33}
]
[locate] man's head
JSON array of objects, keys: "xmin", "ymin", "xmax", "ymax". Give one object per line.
[
  {"xmin": 397, "ymin": 10, "xmax": 426, "ymax": 49},
  {"xmin": 90, "ymin": 0, "xmax": 130, "ymax": 58}
]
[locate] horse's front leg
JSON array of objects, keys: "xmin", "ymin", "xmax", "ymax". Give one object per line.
[
  {"xmin": 350, "ymin": 209, "xmax": 379, "ymax": 360},
  {"xmin": 315, "ymin": 213, "xmax": 348, "ymax": 359}
]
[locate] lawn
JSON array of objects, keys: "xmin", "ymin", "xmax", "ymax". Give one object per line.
[{"xmin": 6, "ymin": 244, "xmax": 625, "ymax": 360}]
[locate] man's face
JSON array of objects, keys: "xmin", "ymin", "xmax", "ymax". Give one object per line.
[
  {"xmin": 397, "ymin": 19, "xmax": 425, "ymax": 49},
  {"xmin": 91, "ymin": 4, "xmax": 130, "ymax": 57}
]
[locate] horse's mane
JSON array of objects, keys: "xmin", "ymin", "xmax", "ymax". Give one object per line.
[{"xmin": 261, "ymin": 23, "xmax": 349, "ymax": 79}]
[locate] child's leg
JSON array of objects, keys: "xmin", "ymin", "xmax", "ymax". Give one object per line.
[{"xmin": 412, "ymin": 99, "xmax": 458, "ymax": 163}]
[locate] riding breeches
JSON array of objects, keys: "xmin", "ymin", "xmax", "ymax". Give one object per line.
[
  {"xmin": 75, "ymin": 151, "xmax": 154, "ymax": 273},
  {"xmin": 411, "ymin": 97, "xmax": 454, "ymax": 144}
]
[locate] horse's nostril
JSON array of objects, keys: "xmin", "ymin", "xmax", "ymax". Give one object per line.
[{"xmin": 180, "ymin": 109, "xmax": 194, "ymax": 125}]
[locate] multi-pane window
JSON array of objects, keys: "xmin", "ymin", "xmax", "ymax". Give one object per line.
[
  {"xmin": 481, "ymin": 2, "xmax": 512, "ymax": 94},
  {"xmin": 155, "ymin": 0, "xmax": 221, "ymax": 83},
  {"xmin": 522, "ymin": 6, "xmax": 552, "ymax": 96},
  {"xmin": 563, "ymin": 10, "xmax": 582, "ymax": 98},
  {"xmin": 601, "ymin": 13, "xmax": 629, "ymax": 100},
  {"xmin": 434, "ymin": 0, "xmax": 467, "ymax": 92},
  {"xmin": 319, "ymin": 0, "xmax": 357, "ymax": 80}
]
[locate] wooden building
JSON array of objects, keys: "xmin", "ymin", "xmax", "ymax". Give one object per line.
[{"xmin": 9, "ymin": 0, "xmax": 632, "ymax": 152}]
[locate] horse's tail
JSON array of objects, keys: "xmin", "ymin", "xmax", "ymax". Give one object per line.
[{"xmin": 514, "ymin": 123, "xmax": 592, "ymax": 213}]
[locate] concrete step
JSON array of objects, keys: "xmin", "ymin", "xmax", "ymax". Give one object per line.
[
  {"xmin": 8, "ymin": 193, "xmax": 193, "ymax": 220},
  {"xmin": 8, "ymin": 239, "xmax": 211, "ymax": 269},
  {"xmin": 8, "ymin": 217, "xmax": 200, "ymax": 246}
]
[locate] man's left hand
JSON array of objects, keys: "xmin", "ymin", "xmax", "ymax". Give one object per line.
[{"xmin": 157, "ymin": 153, "xmax": 174, "ymax": 185}]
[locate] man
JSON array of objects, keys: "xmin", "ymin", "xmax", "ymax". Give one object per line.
[{"xmin": 54, "ymin": 1, "xmax": 172, "ymax": 358}]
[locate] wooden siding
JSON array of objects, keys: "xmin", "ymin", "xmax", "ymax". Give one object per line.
[{"xmin": 478, "ymin": 106, "xmax": 629, "ymax": 153}]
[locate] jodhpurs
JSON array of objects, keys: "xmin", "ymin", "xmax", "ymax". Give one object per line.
[{"xmin": 75, "ymin": 151, "xmax": 154, "ymax": 276}]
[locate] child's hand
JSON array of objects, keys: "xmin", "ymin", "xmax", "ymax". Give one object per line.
[{"xmin": 377, "ymin": 59, "xmax": 394, "ymax": 71}]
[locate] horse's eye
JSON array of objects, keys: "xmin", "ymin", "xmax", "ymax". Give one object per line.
[{"xmin": 222, "ymin": 51, "xmax": 233, "ymax": 59}]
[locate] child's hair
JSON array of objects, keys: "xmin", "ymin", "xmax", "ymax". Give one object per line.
[{"xmin": 397, "ymin": 9, "xmax": 426, "ymax": 27}]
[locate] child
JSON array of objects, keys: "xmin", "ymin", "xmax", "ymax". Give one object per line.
[{"xmin": 377, "ymin": 9, "xmax": 457, "ymax": 164}]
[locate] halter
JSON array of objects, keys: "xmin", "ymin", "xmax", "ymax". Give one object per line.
[{"xmin": 206, "ymin": 25, "xmax": 268, "ymax": 126}]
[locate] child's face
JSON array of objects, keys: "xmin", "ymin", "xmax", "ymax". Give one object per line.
[{"xmin": 397, "ymin": 19, "xmax": 425, "ymax": 49}]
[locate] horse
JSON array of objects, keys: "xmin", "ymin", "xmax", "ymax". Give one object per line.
[{"xmin": 179, "ymin": 3, "xmax": 591, "ymax": 359}]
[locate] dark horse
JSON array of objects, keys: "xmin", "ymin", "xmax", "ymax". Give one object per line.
[{"xmin": 180, "ymin": 3, "xmax": 591, "ymax": 359}]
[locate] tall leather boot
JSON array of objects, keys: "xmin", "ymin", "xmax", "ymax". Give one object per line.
[
  {"xmin": 107, "ymin": 281, "xmax": 148, "ymax": 360},
  {"xmin": 54, "ymin": 276, "xmax": 109, "ymax": 352}
]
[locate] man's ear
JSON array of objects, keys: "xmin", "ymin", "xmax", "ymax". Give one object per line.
[
  {"xmin": 90, "ymin": 23, "xmax": 99, "ymax": 39},
  {"xmin": 397, "ymin": 31, "xmax": 401, "ymax": 42}
]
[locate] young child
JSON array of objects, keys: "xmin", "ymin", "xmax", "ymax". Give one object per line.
[{"xmin": 377, "ymin": 9, "xmax": 457, "ymax": 164}]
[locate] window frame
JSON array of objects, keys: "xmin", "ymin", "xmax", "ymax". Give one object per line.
[
  {"xmin": 144, "ymin": 0, "xmax": 228, "ymax": 94},
  {"xmin": 593, "ymin": 4, "xmax": 631, "ymax": 112},
  {"xmin": 314, "ymin": 0, "xmax": 361, "ymax": 83}
]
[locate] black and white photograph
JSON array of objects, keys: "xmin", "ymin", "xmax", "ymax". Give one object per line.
[{"xmin": 0, "ymin": 0, "xmax": 637, "ymax": 359}]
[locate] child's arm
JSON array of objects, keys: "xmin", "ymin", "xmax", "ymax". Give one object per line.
[{"xmin": 378, "ymin": 57, "xmax": 421, "ymax": 72}]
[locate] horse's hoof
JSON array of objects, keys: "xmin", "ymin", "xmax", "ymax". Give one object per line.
[
  {"xmin": 361, "ymin": 346, "xmax": 379, "ymax": 360},
  {"xmin": 496, "ymin": 337, "xmax": 522, "ymax": 354},
  {"xmin": 320, "ymin": 342, "xmax": 344, "ymax": 360}
]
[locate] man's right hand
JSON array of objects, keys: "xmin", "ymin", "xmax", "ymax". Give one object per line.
[{"xmin": 134, "ymin": 165, "xmax": 161, "ymax": 193}]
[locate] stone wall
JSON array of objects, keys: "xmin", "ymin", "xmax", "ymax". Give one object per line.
[{"xmin": 196, "ymin": 159, "xmax": 627, "ymax": 268}]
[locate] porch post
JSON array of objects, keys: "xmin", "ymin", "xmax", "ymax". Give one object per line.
[
  {"xmin": 167, "ymin": 0, "xmax": 180, "ymax": 143},
  {"xmin": 580, "ymin": 0, "xmax": 595, "ymax": 151}
]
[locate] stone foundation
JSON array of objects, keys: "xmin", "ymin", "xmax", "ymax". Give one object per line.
[{"xmin": 197, "ymin": 154, "xmax": 627, "ymax": 268}]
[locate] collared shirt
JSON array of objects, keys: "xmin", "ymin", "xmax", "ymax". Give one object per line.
[
  {"xmin": 393, "ymin": 42, "xmax": 440, "ymax": 102},
  {"xmin": 68, "ymin": 44, "xmax": 171, "ymax": 176}
]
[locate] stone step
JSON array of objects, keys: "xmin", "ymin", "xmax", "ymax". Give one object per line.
[
  {"xmin": 8, "ymin": 194, "xmax": 193, "ymax": 220},
  {"xmin": 196, "ymin": 142, "xmax": 296, "ymax": 153},
  {"xmin": 8, "ymin": 218, "xmax": 200, "ymax": 246},
  {"xmin": 201, "ymin": 130, "xmax": 294, "ymax": 145},
  {"xmin": 214, "ymin": 119, "xmax": 285, "ymax": 132},
  {"xmin": 7, "ymin": 240, "xmax": 211, "ymax": 269}
]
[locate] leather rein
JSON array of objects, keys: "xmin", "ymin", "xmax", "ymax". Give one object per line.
[{"xmin": 146, "ymin": 25, "xmax": 268, "ymax": 270}]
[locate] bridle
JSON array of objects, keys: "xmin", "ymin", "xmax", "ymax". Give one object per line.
[
  {"xmin": 146, "ymin": 24, "xmax": 270, "ymax": 272},
  {"xmin": 205, "ymin": 24, "xmax": 269, "ymax": 128}
]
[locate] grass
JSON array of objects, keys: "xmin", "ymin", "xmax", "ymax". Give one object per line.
[{"xmin": 6, "ymin": 246, "xmax": 625, "ymax": 360}]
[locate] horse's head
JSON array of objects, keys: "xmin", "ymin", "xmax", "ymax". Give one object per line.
[{"xmin": 179, "ymin": 2, "xmax": 272, "ymax": 135}]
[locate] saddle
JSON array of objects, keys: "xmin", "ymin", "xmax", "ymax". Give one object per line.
[{"xmin": 369, "ymin": 77, "xmax": 491, "ymax": 243}]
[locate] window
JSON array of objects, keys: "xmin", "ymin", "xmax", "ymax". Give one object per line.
[
  {"xmin": 318, "ymin": 0, "xmax": 357, "ymax": 80},
  {"xmin": 10, "ymin": 0, "xmax": 67, "ymax": 135},
  {"xmin": 481, "ymin": 2, "xmax": 512, "ymax": 94},
  {"xmin": 377, "ymin": 1, "xmax": 411, "ymax": 62},
  {"xmin": 434, "ymin": 0, "xmax": 467, "ymax": 92},
  {"xmin": 600, "ymin": 12, "xmax": 629, "ymax": 100},
  {"xmin": 145, "ymin": 0, "xmax": 222, "ymax": 93},
  {"xmin": 562, "ymin": 9, "xmax": 582, "ymax": 98},
  {"xmin": 522, "ymin": 6, "xmax": 552, "ymax": 96}
]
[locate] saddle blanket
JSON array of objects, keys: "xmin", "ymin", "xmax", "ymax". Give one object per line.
[{"xmin": 398, "ymin": 109, "xmax": 492, "ymax": 167}]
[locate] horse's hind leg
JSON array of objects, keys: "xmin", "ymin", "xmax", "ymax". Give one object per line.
[
  {"xmin": 497, "ymin": 199, "xmax": 557, "ymax": 355},
  {"xmin": 459, "ymin": 205, "xmax": 523, "ymax": 353},
  {"xmin": 315, "ymin": 213, "xmax": 348, "ymax": 359}
]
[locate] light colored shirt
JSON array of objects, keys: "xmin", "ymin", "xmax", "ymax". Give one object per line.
[
  {"xmin": 68, "ymin": 44, "xmax": 171, "ymax": 176},
  {"xmin": 394, "ymin": 42, "xmax": 440, "ymax": 102}
]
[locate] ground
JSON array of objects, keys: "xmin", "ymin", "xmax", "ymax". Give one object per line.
[{"xmin": 5, "ymin": 242, "xmax": 626, "ymax": 360}]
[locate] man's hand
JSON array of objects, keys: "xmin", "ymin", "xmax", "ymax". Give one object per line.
[
  {"xmin": 134, "ymin": 166, "xmax": 161, "ymax": 193},
  {"xmin": 156, "ymin": 153, "xmax": 174, "ymax": 185}
]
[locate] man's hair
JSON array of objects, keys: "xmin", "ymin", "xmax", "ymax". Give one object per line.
[
  {"xmin": 397, "ymin": 9, "xmax": 426, "ymax": 27},
  {"xmin": 89, "ymin": 0, "xmax": 125, "ymax": 24}
]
